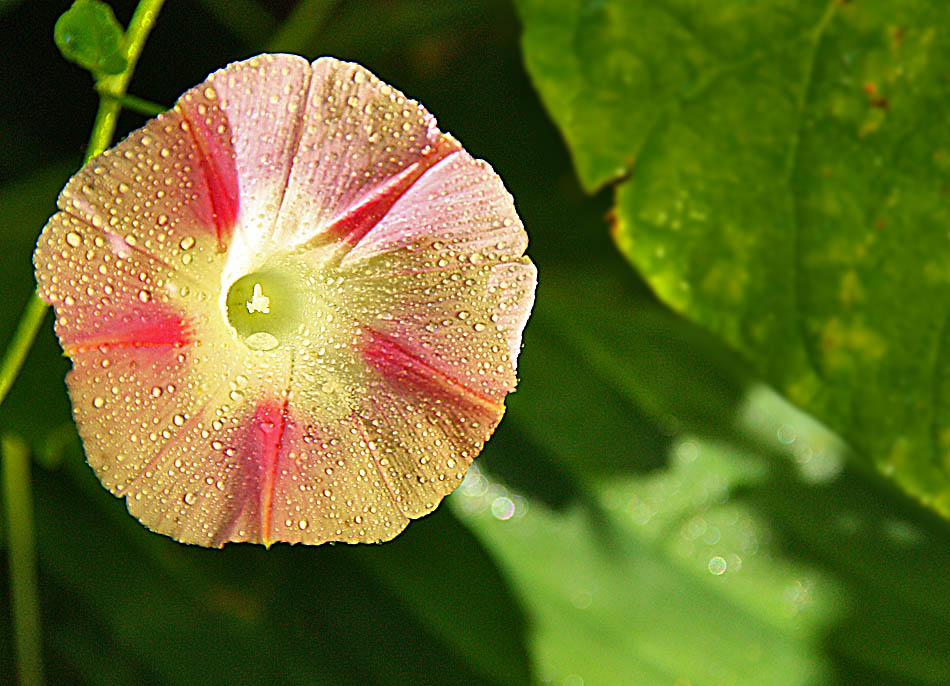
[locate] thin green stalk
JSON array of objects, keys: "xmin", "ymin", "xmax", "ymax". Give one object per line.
[
  {"xmin": 3, "ymin": 5, "xmax": 167, "ymax": 679},
  {"xmin": 3, "ymin": 434, "xmax": 43, "ymax": 686},
  {"xmin": 94, "ymin": 87, "xmax": 167, "ymax": 117},
  {"xmin": 0, "ymin": 296, "xmax": 48, "ymax": 412},
  {"xmin": 0, "ymin": 0, "xmax": 166, "ymax": 414}
]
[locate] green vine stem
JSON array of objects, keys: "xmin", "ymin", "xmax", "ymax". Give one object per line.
[
  {"xmin": 94, "ymin": 86, "xmax": 167, "ymax": 117},
  {"xmin": 0, "ymin": 296, "xmax": 49, "ymax": 413},
  {"xmin": 0, "ymin": 0, "xmax": 166, "ymax": 413},
  {"xmin": 2, "ymin": 3, "xmax": 167, "ymax": 684},
  {"xmin": 2, "ymin": 434, "xmax": 43, "ymax": 686}
]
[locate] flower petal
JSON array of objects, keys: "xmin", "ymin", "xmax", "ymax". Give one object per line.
[
  {"xmin": 340, "ymin": 151, "xmax": 528, "ymax": 267},
  {"xmin": 179, "ymin": 54, "xmax": 312, "ymax": 281},
  {"xmin": 341, "ymin": 150, "xmax": 537, "ymax": 396},
  {"xmin": 241, "ymin": 403, "xmax": 410, "ymax": 545},
  {"xmin": 270, "ymin": 58, "xmax": 461, "ymax": 251},
  {"xmin": 357, "ymin": 327, "xmax": 507, "ymax": 517},
  {"xmin": 45, "ymin": 108, "xmax": 238, "ymax": 263},
  {"xmin": 34, "ymin": 54, "xmax": 536, "ymax": 547},
  {"xmin": 33, "ymin": 211, "xmax": 200, "ymax": 353}
]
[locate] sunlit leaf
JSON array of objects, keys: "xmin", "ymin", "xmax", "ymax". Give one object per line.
[{"xmin": 464, "ymin": 262, "xmax": 950, "ymax": 685}]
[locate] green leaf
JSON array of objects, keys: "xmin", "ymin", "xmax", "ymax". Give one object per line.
[
  {"xmin": 462, "ymin": 261, "xmax": 950, "ymax": 685},
  {"xmin": 54, "ymin": 0, "xmax": 127, "ymax": 76},
  {"xmin": 516, "ymin": 0, "xmax": 950, "ymax": 517}
]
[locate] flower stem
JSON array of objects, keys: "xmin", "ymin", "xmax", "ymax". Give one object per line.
[
  {"xmin": 2, "ymin": 434, "xmax": 43, "ymax": 686},
  {"xmin": 0, "ymin": 0, "xmax": 167, "ymax": 414}
]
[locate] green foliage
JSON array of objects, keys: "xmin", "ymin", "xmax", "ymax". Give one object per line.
[
  {"xmin": 2, "ymin": 0, "xmax": 950, "ymax": 684},
  {"xmin": 54, "ymin": 0, "xmax": 127, "ymax": 76},
  {"xmin": 517, "ymin": 0, "xmax": 950, "ymax": 519}
]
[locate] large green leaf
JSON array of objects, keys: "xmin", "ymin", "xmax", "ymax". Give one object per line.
[{"xmin": 516, "ymin": 0, "xmax": 950, "ymax": 516}]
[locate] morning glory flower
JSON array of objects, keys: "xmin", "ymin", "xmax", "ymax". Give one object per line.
[{"xmin": 33, "ymin": 54, "xmax": 536, "ymax": 547}]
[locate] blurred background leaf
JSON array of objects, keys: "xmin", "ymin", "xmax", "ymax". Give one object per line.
[
  {"xmin": 472, "ymin": 258, "xmax": 950, "ymax": 685},
  {"xmin": 2, "ymin": 1, "xmax": 950, "ymax": 685}
]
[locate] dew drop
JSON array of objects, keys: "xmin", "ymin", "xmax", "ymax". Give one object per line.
[
  {"xmin": 245, "ymin": 332, "xmax": 279, "ymax": 351},
  {"xmin": 708, "ymin": 556, "xmax": 727, "ymax": 575}
]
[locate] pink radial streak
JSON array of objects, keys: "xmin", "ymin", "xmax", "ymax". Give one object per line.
[
  {"xmin": 323, "ymin": 140, "xmax": 460, "ymax": 259},
  {"xmin": 361, "ymin": 327, "xmax": 505, "ymax": 412},
  {"xmin": 177, "ymin": 105, "xmax": 240, "ymax": 250},
  {"xmin": 61, "ymin": 310, "xmax": 191, "ymax": 355},
  {"xmin": 252, "ymin": 395, "xmax": 291, "ymax": 546}
]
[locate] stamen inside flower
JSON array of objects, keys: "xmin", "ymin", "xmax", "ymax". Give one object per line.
[
  {"xmin": 246, "ymin": 283, "xmax": 271, "ymax": 314},
  {"xmin": 226, "ymin": 270, "xmax": 299, "ymax": 351}
]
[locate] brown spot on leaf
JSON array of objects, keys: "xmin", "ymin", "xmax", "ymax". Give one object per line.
[
  {"xmin": 893, "ymin": 27, "xmax": 905, "ymax": 49},
  {"xmin": 863, "ymin": 82, "xmax": 890, "ymax": 110}
]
